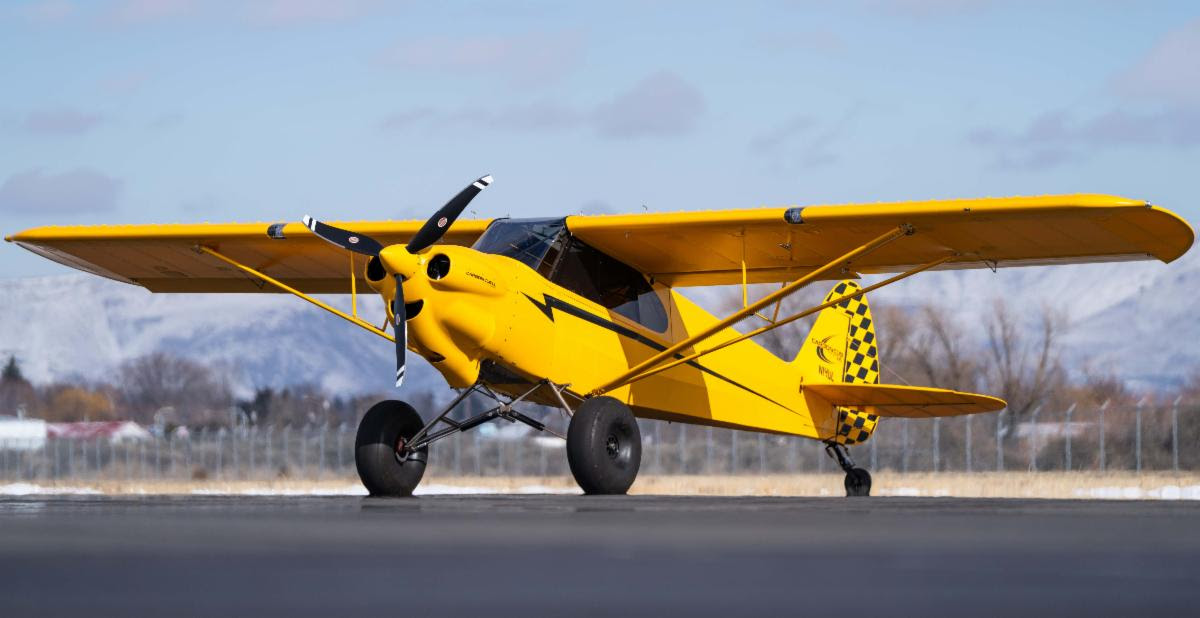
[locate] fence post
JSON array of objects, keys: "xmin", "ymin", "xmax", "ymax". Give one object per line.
[
  {"xmin": 901, "ymin": 418, "xmax": 909, "ymax": 473},
  {"xmin": 474, "ymin": 430, "xmax": 481, "ymax": 476},
  {"xmin": 300, "ymin": 426, "xmax": 308, "ymax": 478},
  {"xmin": 657, "ymin": 420, "xmax": 667, "ymax": 475},
  {"xmin": 869, "ymin": 432, "xmax": 878, "ymax": 472},
  {"xmin": 757, "ymin": 432, "xmax": 765, "ymax": 474},
  {"xmin": 1132, "ymin": 398, "xmax": 1142, "ymax": 472},
  {"xmin": 319, "ymin": 424, "xmax": 326, "ymax": 478},
  {"xmin": 731, "ymin": 430, "xmax": 738, "ymax": 474},
  {"xmin": 933, "ymin": 417, "xmax": 941, "ymax": 472},
  {"xmin": 706, "ymin": 427, "xmax": 714, "ymax": 474},
  {"xmin": 1029, "ymin": 406, "xmax": 1041, "ymax": 472},
  {"xmin": 1172, "ymin": 396, "xmax": 1181, "ymax": 473},
  {"xmin": 996, "ymin": 410, "xmax": 1004, "ymax": 472},
  {"xmin": 680, "ymin": 426, "xmax": 688, "ymax": 474},
  {"xmin": 964, "ymin": 414, "xmax": 972, "ymax": 473},
  {"xmin": 453, "ymin": 424, "xmax": 461, "ymax": 476},
  {"xmin": 1070, "ymin": 403, "xmax": 1080, "ymax": 472},
  {"xmin": 1098, "ymin": 400, "xmax": 1108, "ymax": 472}
]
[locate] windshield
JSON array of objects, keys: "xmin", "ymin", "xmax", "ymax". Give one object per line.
[{"xmin": 471, "ymin": 218, "xmax": 566, "ymax": 271}]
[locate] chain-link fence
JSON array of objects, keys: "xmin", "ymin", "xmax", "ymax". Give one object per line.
[{"xmin": 1, "ymin": 400, "xmax": 1196, "ymax": 482}]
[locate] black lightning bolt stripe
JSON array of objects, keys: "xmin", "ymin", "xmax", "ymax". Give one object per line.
[{"xmin": 523, "ymin": 293, "xmax": 792, "ymax": 411}]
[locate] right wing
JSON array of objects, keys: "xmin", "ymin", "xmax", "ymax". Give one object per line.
[
  {"xmin": 6, "ymin": 219, "xmax": 492, "ymax": 293},
  {"xmin": 565, "ymin": 194, "xmax": 1194, "ymax": 286}
]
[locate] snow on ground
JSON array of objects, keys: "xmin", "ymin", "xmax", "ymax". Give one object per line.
[
  {"xmin": 1073, "ymin": 485, "xmax": 1200, "ymax": 500},
  {"xmin": 0, "ymin": 483, "xmax": 101, "ymax": 496}
]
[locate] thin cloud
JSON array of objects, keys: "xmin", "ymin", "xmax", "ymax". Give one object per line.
[
  {"xmin": 106, "ymin": 0, "xmax": 198, "ymax": 25},
  {"xmin": 21, "ymin": 109, "xmax": 105, "ymax": 136},
  {"xmin": 868, "ymin": 0, "xmax": 995, "ymax": 17},
  {"xmin": 15, "ymin": 0, "xmax": 78, "ymax": 22},
  {"xmin": 1113, "ymin": 18, "xmax": 1200, "ymax": 106},
  {"xmin": 749, "ymin": 109, "xmax": 857, "ymax": 171},
  {"xmin": 243, "ymin": 0, "xmax": 382, "ymax": 26},
  {"xmin": 378, "ymin": 72, "xmax": 706, "ymax": 140},
  {"xmin": 969, "ymin": 107, "xmax": 1200, "ymax": 170},
  {"xmin": 378, "ymin": 32, "xmax": 585, "ymax": 87},
  {"xmin": 592, "ymin": 71, "xmax": 706, "ymax": 138},
  {"xmin": 0, "ymin": 168, "xmax": 122, "ymax": 214},
  {"xmin": 755, "ymin": 30, "xmax": 846, "ymax": 55},
  {"xmin": 379, "ymin": 103, "xmax": 581, "ymax": 134},
  {"xmin": 749, "ymin": 115, "xmax": 817, "ymax": 153}
]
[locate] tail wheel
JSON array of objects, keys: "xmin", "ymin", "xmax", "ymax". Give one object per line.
[
  {"xmin": 566, "ymin": 396, "xmax": 642, "ymax": 495},
  {"xmin": 844, "ymin": 467, "xmax": 872, "ymax": 497},
  {"xmin": 355, "ymin": 400, "xmax": 428, "ymax": 497}
]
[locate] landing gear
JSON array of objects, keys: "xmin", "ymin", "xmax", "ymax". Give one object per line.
[
  {"xmin": 826, "ymin": 442, "xmax": 872, "ymax": 497},
  {"xmin": 566, "ymin": 396, "xmax": 642, "ymax": 495},
  {"xmin": 355, "ymin": 400, "xmax": 429, "ymax": 496}
]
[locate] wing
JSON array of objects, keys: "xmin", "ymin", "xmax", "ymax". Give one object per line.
[
  {"xmin": 804, "ymin": 382, "xmax": 1006, "ymax": 418},
  {"xmin": 5, "ymin": 219, "xmax": 492, "ymax": 293},
  {"xmin": 565, "ymin": 194, "xmax": 1194, "ymax": 286}
]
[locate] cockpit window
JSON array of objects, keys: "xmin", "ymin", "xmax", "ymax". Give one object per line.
[
  {"xmin": 471, "ymin": 218, "xmax": 566, "ymax": 271},
  {"xmin": 551, "ymin": 237, "xmax": 669, "ymax": 333}
]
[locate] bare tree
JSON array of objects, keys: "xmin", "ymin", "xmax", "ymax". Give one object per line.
[
  {"xmin": 118, "ymin": 353, "xmax": 232, "ymax": 426},
  {"xmin": 878, "ymin": 305, "xmax": 980, "ymax": 392},
  {"xmin": 984, "ymin": 301, "xmax": 1066, "ymax": 434}
]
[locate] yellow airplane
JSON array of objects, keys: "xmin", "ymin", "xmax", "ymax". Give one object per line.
[{"xmin": 5, "ymin": 176, "xmax": 1194, "ymax": 496}]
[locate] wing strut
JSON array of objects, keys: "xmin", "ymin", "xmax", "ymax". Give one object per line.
[
  {"xmin": 609, "ymin": 253, "xmax": 956, "ymax": 391},
  {"xmin": 196, "ymin": 245, "xmax": 395, "ymax": 343},
  {"xmin": 589, "ymin": 224, "xmax": 913, "ymax": 396}
]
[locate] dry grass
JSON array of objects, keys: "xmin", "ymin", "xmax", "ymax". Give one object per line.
[{"xmin": 8, "ymin": 471, "xmax": 1200, "ymax": 499}]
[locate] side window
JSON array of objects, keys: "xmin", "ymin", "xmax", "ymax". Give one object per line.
[{"xmin": 552, "ymin": 238, "xmax": 668, "ymax": 333}]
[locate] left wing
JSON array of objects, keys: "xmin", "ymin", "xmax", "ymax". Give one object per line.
[
  {"xmin": 804, "ymin": 382, "xmax": 1006, "ymax": 418},
  {"xmin": 565, "ymin": 194, "xmax": 1193, "ymax": 286},
  {"xmin": 5, "ymin": 219, "xmax": 492, "ymax": 293}
]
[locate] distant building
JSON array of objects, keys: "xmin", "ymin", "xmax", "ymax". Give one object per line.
[
  {"xmin": 47, "ymin": 421, "xmax": 152, "ymax": 443},
  {"xmin": 0, "ymin": 415, "xmax": 47, "ymax": 451},
  {"xmin": 0, "ymin": 418, "xmax": 152, "ymax": 451}
]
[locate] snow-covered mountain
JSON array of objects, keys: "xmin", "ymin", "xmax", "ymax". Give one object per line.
[
  {"xmin": 1, "ymin": 248, "xmax": 1197, "ymax": 395},
  {"xmin": 0, "ymin": 274, "xmax": 443, "ymax": 397},
  {"xmin": 856, "ymin": 250, "xmax": 1200, "ymax": 389}
]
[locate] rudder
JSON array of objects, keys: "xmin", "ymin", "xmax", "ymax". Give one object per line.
[{"xmin": 795, "ymin": 280, "xmax": 881, "ymax": 445}]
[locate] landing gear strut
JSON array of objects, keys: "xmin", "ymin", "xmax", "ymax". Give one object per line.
[
  {"xmin": 357, "ymin": 380, "xmax": 578, "ymax": 496},
  {"xmin": 825, "ymin": 442, "xmax": 872, "ymax": 497}
]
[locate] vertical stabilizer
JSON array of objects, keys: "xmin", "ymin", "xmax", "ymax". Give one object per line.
[{"xmin": 795, "ymin": 280, "xmax": 881, "ymax": 445}]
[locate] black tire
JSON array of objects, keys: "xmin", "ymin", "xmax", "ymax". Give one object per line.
[
  {"xmin": 355, "ymin": 400, "xmax": 428, "ymax": 497},
  {"xmin": 844, "ymin": 467, "xmax": 872, "ymax": 497},
  {"xmin": 566, "ymin": 396, "xmax": 642, "ymax": 495}
]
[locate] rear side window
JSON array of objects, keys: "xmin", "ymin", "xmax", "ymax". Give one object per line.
[{"xmin": 551, "ymin": 237, "xmax": 668, "ymax": 333}]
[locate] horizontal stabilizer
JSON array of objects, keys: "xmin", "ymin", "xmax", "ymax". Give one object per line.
[{"xmin": 804, "ymin": 382, "xmax": 1005, "ymax": 418}]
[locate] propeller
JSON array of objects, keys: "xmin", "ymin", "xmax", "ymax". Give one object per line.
[
  {"xmin": 407, "ymin": 175, "xmax": 492, "ymax": 253},
  {"xmin": 393, "ymin": 274, "xmax": 406, "ymax": 387},
  {"xmin": 300, "ymin": 174, "xmax": 493, "ymax": 389}
]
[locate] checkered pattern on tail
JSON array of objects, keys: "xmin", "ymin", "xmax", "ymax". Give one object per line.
[{"xmin": 828, "ymin": 281, "xmax": 881, "ymax": 446}]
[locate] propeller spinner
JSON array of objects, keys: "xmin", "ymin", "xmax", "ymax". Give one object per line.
[{"xmin": 302, "ymin": 174, "xmax": 493, "ymax": 388}]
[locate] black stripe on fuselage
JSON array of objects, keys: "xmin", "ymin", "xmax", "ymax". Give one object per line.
[{"xmin": 523, "ymin": 293, "xmax": 792, "ymax": 411}]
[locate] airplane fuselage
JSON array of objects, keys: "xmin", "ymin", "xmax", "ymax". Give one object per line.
[{"xmin": 393, "ymin": 241, "xmax": 840, "ymax": 439}]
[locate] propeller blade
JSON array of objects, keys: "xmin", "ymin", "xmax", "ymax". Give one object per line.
[
  {"xmin": 406, "ymin": 175, "xmax": 492, "ymax": 253},
  {"xmin": 302, "ymin": 215, "xmax": 385, "ymax": 257},
  {"xmin": 393, "ymin": 274, "xmax": 406, "ymax": 388}
]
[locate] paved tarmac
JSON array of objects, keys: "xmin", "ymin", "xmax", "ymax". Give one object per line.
[{"xmin": 1, "ymin": 494, "xmax": 1198, "ymax": 617}]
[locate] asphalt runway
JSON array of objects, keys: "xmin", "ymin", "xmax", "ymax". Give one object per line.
[{"xmin": 1, "ymin": 495, "xmax": 1198, "ymax": 617}]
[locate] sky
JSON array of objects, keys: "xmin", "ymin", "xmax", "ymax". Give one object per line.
[{"xmin": 1, "ymin": 0, "xmax": 1198, "ymax": 278}]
